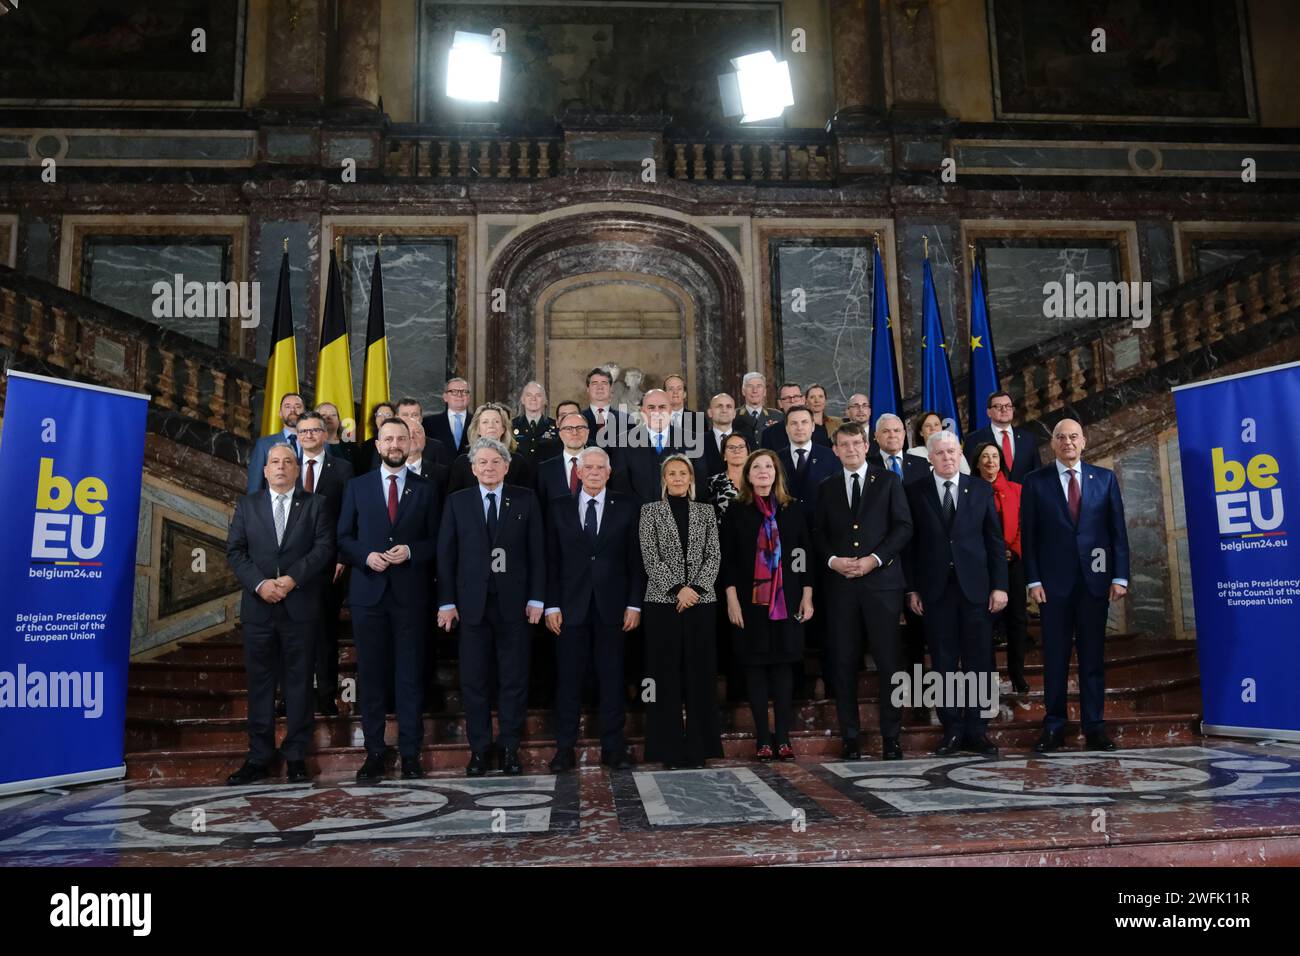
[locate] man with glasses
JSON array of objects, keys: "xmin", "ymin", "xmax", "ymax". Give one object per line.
[
  {"xmin": 845, "ymin": 393, "xmax": 880, "ymax": 456},
  {"xmin": 536, "ymin": 411, "xmax": 595, "ymax": 505},
  {"xmin": 964, "ymin": 391, "xmax": 1041, "ymax": 483},
  {"xmin": 247, "ymin": 392, "xmax": 306, "ymax": 493},
  {"xmin": 423, "ymin": 378, "xmax": 473, "ymax": 460},
  {"xmin": 760, "ymin": 382, "xmax": 806, "ymax": 452}
]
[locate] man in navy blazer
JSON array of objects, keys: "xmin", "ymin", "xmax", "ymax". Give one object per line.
[
  {"xmin": 535, "ymin": 411, "xmax": 592, "ymax": 506},
  {"xmin": 609, "ymin": 389, "xmax": 683, "ymax": 503},
  {"xmin": 543, "ymin": 447, "xmax": 645, "ymax": 772},
  {"xmin": 437, "ymin": 437, "xmax": 546, "ymax": 777},
  {"xmin": 246, "ymin": 392, "xmax": 306, "ymax": 493},
  {"xmin": 904, "ymin": 431, "xmax": 1008, "ymax": 756},
  {"xmin": 776, "ymin": 406, "xmax": 840, "ymax": 522},
  {"xmin": 964, "ymin": 390, "xmax": 1042, "ymax": 483},
  {"xmin": 225, "ymin": 444, "xmax": 335, "ymax": 785},
  {"xmin": 1020, "ymin": 418, "xmax": 1130, "ymax": 753},
  {"xmin": 871, "ymin": 413, "xmax": 930, "ymax": 485},
  {"xmin": 336, "ymin": 418, "xmax": 442, "ymax": 782},
  {"xmin": 421, "ymin": 379, "xmax": 472, "ymax": 461},
  {"xmin": 581, "ymin": 367, "xmax": 627, "ymax": 450}
]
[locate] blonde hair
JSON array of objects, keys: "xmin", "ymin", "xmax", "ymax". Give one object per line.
[
  {"xmin": 658, "ymin": 453, "xmax": 697, "ymax": 501},
  {"xmin": 468, "ymin": 402, "xmax": 517, "ymax": 453}
]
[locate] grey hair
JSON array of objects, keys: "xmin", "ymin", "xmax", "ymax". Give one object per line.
[
  {"xmin": 470, "ymin": 436, "xmax": 511, "ymax": 466},
  {"xmin": 518, "ymin": 380, "xmax": 547, "ymax": 413},
  {"xmin": 577, "ymin": 446, "xmax": 610, "ymax": 468},
  {"xmin": 874, "ymin": 412, "xmax": 904, "ymax": 433},
  {"xmin": 925, "ymin": 429, "xmax": 961, "ymax": 452},
  {"xmin": 741, "ymin": 371, "xmax": 767, "ymax": 388}
]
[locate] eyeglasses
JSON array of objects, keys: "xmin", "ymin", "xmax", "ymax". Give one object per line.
[
  {"xmin": 445, "ymin": 388, "xmax": 470, "ymax": 396},
  {"xmin": 559, "ymin": 425, "xmax": 589, "ymax": 433},
  {"xmin": 989, "ymin": 402, "xmax": 1014, "ymax": 411},
  {"xmin": 847, "ymin": 403, "xmax": 870, "ymax": 410},
  {"xmin": 297, "ymin": 427, "xmax": 325, "ymax": 435}
]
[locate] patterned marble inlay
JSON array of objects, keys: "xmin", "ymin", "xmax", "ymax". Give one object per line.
[
  {"xmin": 612, "ymin": 765, "xmax": 830, "ymax": 830},
  {"xmin": 0, "ymin": 775, "xmax": 579, "ymax": 851},
  {"xmin": 818, "ymin": 746, "xmax": 1300, "ymax": 816}
]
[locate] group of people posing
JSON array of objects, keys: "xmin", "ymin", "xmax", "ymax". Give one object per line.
[{"xmin": 225, "ymin": 366, "xmax": 1130, "ymax": 785}]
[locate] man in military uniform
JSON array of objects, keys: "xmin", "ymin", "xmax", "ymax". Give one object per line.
[{"xmin": 511, "ymin": 380, "xmax": 559, "ymax": 467}]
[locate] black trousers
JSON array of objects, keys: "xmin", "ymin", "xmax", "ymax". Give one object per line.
[
  {"xmin": 827, "ymin": 584, "xmax": 904, "ymax": 741},
  {"xmin": 747, "ymin": 663, "xmax": 794, "ymax": 747},
  {"xmin": 642, "ymin": 602, "xmax": 723, "ymax": 765},
  {"xmin": 1002, "ymin": 555, "xmax": 1028, "ymax": 685},
  {"xmin": 460, "ymin": 601, "xmax": 533, "ymax": 754},
  {"xmin": 554, "ymin": 600, "xmax": 626, "ymax": 752},
  {"xmin": 313, "ymin": 570, "xmax": 347, "ymax": 705},
  {"xmin": 1041, "ymin": 579, "xmax": 1109, "ymax": 734},
  {"xmin": 921, "ymin": 575, "xmax": 996, "ymax": 737},
  {"xmin": 350, "ymin": 602, "xmax": 428, "ymax": 758},
  {"xmin": 243, "ymin": 607, "xmax": 314, "ymax": 764}
]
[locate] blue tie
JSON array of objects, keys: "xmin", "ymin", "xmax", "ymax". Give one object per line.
[
  {"xmin": 655, "ymin": 432, "xmax": 664, "ymax": 454},
  {"xmin": 584, "ymin": 498, "xmax": 598, "ymax": 544},
  {"xmin": 452, "ymin": 413, "xmax": 464, "ymax": 449},
  {"xmin": 890, "ymin": 455, "xmax": 902, "ymax": 478}
]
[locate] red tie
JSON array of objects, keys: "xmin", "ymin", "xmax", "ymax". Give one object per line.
[
  {"xmin": 596, "ymin": 407, "xmax": 606, "ymax": 427},
  {"xmin": 304, "ymin": 458, "xmax": 316, "ymax": 493},
  {"xmin": 387, "ymin": 474, "xmax": 399, "ymax": 524},
  {"xmin": 568, "ymin": 456, "xmax": 579, "ymax": 494},
  {"xmin": 1000, "ymin": 428, "xmax": 1014, "ymax": 472},
  {"xmin": 1067, "ymin": 469, "xmax": 1081, "ymax": 525}
]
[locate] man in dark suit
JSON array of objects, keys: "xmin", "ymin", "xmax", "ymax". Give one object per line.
[
  {"xmin": 1021, "ymin": 418, "xmax": 1130, "ymax": 753},
  {"xmin": 758, "ymin": 383, "xmax": 804, "ymax": 451},
  {"xmin": 402, "ymin": 418, "xmax": 449, "ymax": 500},
  {"xmin": 225, "ymin": 443, "xmax": 335, "ymax": 784},
  {"xmin": 775, "ymin": 406, "xmax": 840, "ymax": 523},
  {"xmin": 904, "ymin": 431, "xmax": 1008, "ymax": 757},
  {"xmin": 422, "ymin": 378, "xmax": 472, "ymax": 462},
  {"xmin": 694, "ymin": 392, "xmax": 750, "ymax": 486},
  {"xmin": 337, "ymin": 418, "xmax": 442, "ymax": 782},
  {"xmin": 872, "ymin": 412, "xmax": 929, "ymax": 485},
  {"xmin": 316, "ymin": 401, "xmax": 355, "ymax": 464},
  {"xmin": 536, "ymin": 411, "xmax": 592, "ymax": 505},
  {"xmin": 437, "ymin": 437, "xmax": 546, "ymax": 776},
  {"xmin": 295, "ymin": 412, "xmax": 353, "ymax": 715},
  {"xmin": 964, "ymin": 390, "xmax": 1042, "ymax": 483},
  {"xmin": 610, "ymin": 389, "xmax": 682, "ymax": 503},
  {"xmin": 246, "ymin": 392, "xmax": 306, "ymax": 493},
  {"xmin": 581, "ymin": 367, "xmax": 626, "ymax": 450},
  {"xmin": 739, "ymin": 371, "xmax": 784, "ymax": 445},
  {"xmin": 544, "ymin": 447, "xmax": 645, "ymax": 772},
  {"xmin": 813, "ymin": 422, "xmax": 913, "ymax": 760},
  {"xmin": 368, "ymin": 401, "xmax": 448, "ymax": 473}
]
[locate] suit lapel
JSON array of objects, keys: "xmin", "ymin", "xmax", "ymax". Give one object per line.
[
  {"xmin": 280, "ymin": 489, "xmax": 306, "ymax": 544},
  {"xmin": 255, "ymin": 491, "xmax": 276, "ymax": 541},
  {"xmin": 594, "ymin": 495, "xmax": 614, "ymax": 548}
]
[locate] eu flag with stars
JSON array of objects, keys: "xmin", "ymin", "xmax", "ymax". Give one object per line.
[
  {"xmin": 868, "ymin": 243, "xmax": 902, "ymax": 426},
  {"xmin": 968, "ymin": 255, "xmax": 1001, "ymax": 433},
  {"xmin": 921, "ymin": 257, "xmax": 962, "ymax": 441}
]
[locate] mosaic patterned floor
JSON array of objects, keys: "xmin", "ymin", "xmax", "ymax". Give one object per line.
[{"xmin": 4, "ymin": 741, "xmax": 1300, "ymax": 866}]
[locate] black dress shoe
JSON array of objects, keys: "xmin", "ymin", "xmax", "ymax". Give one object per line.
[
  {"xmin": 316, "ymin": 696, "xmax": 340, "ymax": 717},
  {"xmin": 1034, "ymin": 729, "xmax": 1066, "ymax": 753},
  {"xmin": 286, "ymin": 760, "xmax": 310, "ymax": 783},
  {"xmin": 466, "ymin": 752, "xmax": 489, "ymax": 777},
  {"xmin": 501, "ymin": 748, "xmax": 523, "ymax": 775},
  {"xmin": 549, "ymin": 748, "xmax": 576, "ymax": 772},
  {"xmin": 275, "ymin": 698, "xmax": 286, "ymax": 718},
  {"xmin": 601, "ymin": 748, "xmax": 633, "ymax": 770},
  {"xmin": 935, "ymin": 733, "xmax": 963, "ymax": 756},
  {"xmin": 401, "ymin": 756, "xmax": 425, "ymax": 779},
  {"xmin": 882, "ymin": 737, "xmax": 904, "ymax": 760},
  {"xmin": 1011, "ymin": 677, "xmax": 1030, "ymax": 695},
  {"xmin": 842, "ymin": 739, "xmax": 862, "ymax": 760},
  {"xmin": 226, "ymin": 760, "xmax": 269, "ymax": 785},
  {"xmin": 356, "ymin": 754, "xmax": 386, "ymax": 782},
  {"xmin": 963, "ymin": 735, "xmax": 999, "ymax": 757},
  {"xmin": 1085, "ymin": 731, "xmax": 1117, "ymax": 752}
]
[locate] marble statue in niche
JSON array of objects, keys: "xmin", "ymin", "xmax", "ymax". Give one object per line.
[{"xmin": 614, "ymin": 366, "xmax": 645, "ymax": 423}]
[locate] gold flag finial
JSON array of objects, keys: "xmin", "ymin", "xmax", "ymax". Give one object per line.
[
  {"xmin": 377, "ymin": 232, "xmax": 384, "ymax": 251},
  {"xmin": 872, "ymin": 231, "xmax": 881, "ymax": 248},
  {"xmin": 968, "ymin": 242, "xmax": 976, "ymax": 267},
  {"xmin": 923, "ymin": 235, "xmax": 929, "ymax": 259},
  {"xmin": 282, "ymin": 237, "xmax": 288, "ymax": 254}
]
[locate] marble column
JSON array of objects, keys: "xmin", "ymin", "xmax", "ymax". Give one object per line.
[
  {"xmin": 335, "ymin": 0, "xmax": 382, "ymax": 110},
  {"xmin": 885, "ymin": 0, "xmax": 945, "ymax": 115},
  {"xmin": 260, "ymin": 0, "xmax": 328, "ymax": 107},
  {"xmin": 828, "ymin": 0, "xmax": 882, "ymax": 129}
]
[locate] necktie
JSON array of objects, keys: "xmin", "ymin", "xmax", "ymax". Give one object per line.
[
  {"xmin": 1067, "ymin": 469, "xmax": 1081, "ymax": 525},
  {"xmin": 387, "ymin": 474, "xmax": 399, "ymax": 524},
  {"xmin": 486, "ymin": 491, "xmax": 499, "ymax": 538},
  {"xmin": 597, "ymin": 407, "xmax": 606, "ymax": 427},
  {"xmin": 1000, "ymin": 428, "xmax": 1014, "ymax": 472},
  {"xmin": 568, "ymin": 456, "xmax": 579, "ymax": 495},
  {"xmin": 655, "ymin": 432, "xmax": 664, "ymax": 454},
  {"xmin": 453, "ymin": 413, "xmax": 464, "ymax": 449},
  {"xmin": 850, "ymin": 472, "xmax": 862, "ymax": 513},
  {"xmin": 274, "ymin": 493, "xmax": 287, "ymax": 545},
  {"xmin": 287, "ymin": 434, "xmax": 299, "ymax": 458},
  {"xmin": 304, "ymin": 458, "xmax": 316, "ymax": 493},
  {"xmin": 795, "ymin": 448, "xmax": 807, "ymax": 475},
  {"xmin": 584, "ymin": 498, "xmax": 598, "ymax": 544},
  {"xmin": 718, "ymin": 432, "xmax": 729, "ymax": 453},
  {"xmin": 942, "ymin": 479, "xmax": 955, "ymax": 526},
  {"xmin": 890, "ymin": 455, "xmax": 902, "ymax": 478}
]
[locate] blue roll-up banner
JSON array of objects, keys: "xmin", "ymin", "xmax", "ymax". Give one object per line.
[
  {"xmin": 0, "ymin": 371, "xmax": 149, "ymax": 795},
  {"xmin": 1173, "ymin": 360, "xmax": 1300, "ymax": 741}
]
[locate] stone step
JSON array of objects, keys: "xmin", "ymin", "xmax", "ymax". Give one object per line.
[
  {"xmin": 122, "ymin": 713, "xmax": 1203, "ymax": 785},
  {"xmin": 124, "ymin": 675, "xmax": 1201, "ymax": 752}
]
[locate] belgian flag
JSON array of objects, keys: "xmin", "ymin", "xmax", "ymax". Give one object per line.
[
  {"xmin": 259, "ymin": 249, "xmax": 300, "ymax": 437},
  {"xmin": 314, "ymin": 247, "xmax": 355, "ymax": 439},
  {"xmin": 360, "ymin": 246, "xmax": 390, "ymax": 440}
]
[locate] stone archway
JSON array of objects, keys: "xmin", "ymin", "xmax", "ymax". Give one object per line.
[{"xmin": 484, "ymin": 210, "xmax": 747, "ymax": 407}]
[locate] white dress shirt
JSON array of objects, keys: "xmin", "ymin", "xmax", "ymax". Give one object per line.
[
  {"xmin": 933, "ymin": 471, "xmax": 961, "ymax": 513},
  {"xmin": 439, "ymin": 484, "xmax": 544, "ymax": 612},
  {"xmin": 879, "ymin": 449, "xmax": 908, "ymax": 476},
  {"xmin": 827, "ymin": 464, "xmax": 881, "ymax": 570},
  {"xmin": 544, "ymin": 487, "xmax": 639, "ymax": 615},
  {"xmin": 1026, "ymin": 459, "xmax": 1127, "ymax": 590},
  {"xmin": 257, "ymin": 487, "xmax": 294, "ymax": 594},
  {"xmin": 405, "ymin": 457, "xmax": 424, "ymax": 476},
  {"xmin": 301, "ymin": 452, "xmax": 326, "ymax": 489}
]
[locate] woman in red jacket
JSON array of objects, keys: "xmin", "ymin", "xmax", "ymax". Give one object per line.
[{"xmin": 973, "ymin": 441, "xmax": 1029, "ymax": 693}]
